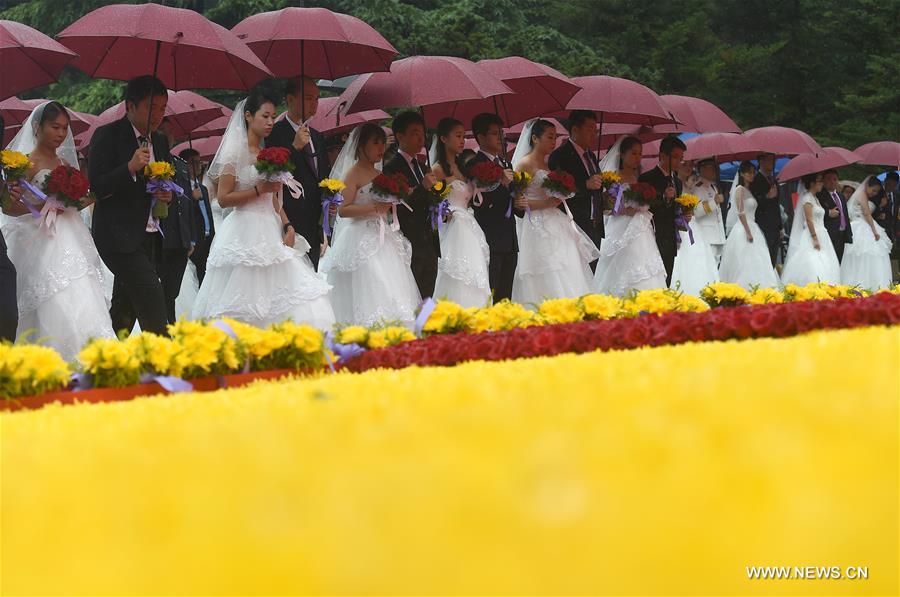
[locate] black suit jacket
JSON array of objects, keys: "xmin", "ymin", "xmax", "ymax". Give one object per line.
[
  {"xmin": 159, "ymin": 155, "xmax": 196, "ymax": 251},
  {"xmin": 469, "ymin": 151, "xmax": 518, "ymax": 253},
  {"xmin": 89, "ymin": 116, "xmax": 173, "ymax": 254},
  {"xmin": 638, "ymin": 165, "xmax": 682, "ymax": 258},
  {"xmin": 267, "ymin": 119, "xmax": 329, "ymax": 262},
  {"xmin": 548, "ymin": 139, "xmax": 604, "ymax": 239},
  {"xmin": 817, "ymin": 189, "xmax": 852, "ymax": 245},
  {"xmin": 382, "ymin": 152, "xmax": 440, "ymax": 258},
  {"xmin": 750, "ymin": 171, "xmax": 783, "ymax": 238},
  {"xmin": 189, "ymin": 175, "xmax": 215, "ymax": 242}
]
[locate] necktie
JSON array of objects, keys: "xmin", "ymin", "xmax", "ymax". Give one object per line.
[
  {"xmin": 583, "ymin": 150, "xmax": 600, "ymax": 221},
  {"xmin": 410, "ymin": 156, "xmax": 424, "ymax": 184},
  {"xmin": 832, "ymin": 191, "xmax": 846, "ymax": 230},
  {"xmin": 583, "ymin": 150, "xmax": 597, "ymax": 176}
]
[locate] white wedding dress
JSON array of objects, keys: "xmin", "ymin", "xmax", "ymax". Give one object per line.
[
  {"xmin": 0, "ymin": 168, "xmax": 114, "ymax": 361},
  {"xmin": 191, "ymin": 166, "xmax": 335, "ymax": 330},
  {"xmin": 512, "ymin": 170, "xmax": 599, "ymax": 305},
  {"xmin": 670, "ymin": 224, "xmax": 720, "ymax": 296},
  {"xmin": 719, "ymin": 186, "xmax": 781, "ymax": 289},
  {"xmin": 433, "ymin": 179, "xmax": 491, "ymax": 307},
  {"xmin": 840, "ymin": 191, "xmax": 892, "ymax": 289},
  {"xmin": 781, "ymin": 192, "xmax": 841, "ymax": 286},
  {"xmin": 591, "ymin": 187, "xmax": 667, "ymax": 296},
  {"xmin": 318, "ymin": 182, "xmax": 421, "ymax": 327}
]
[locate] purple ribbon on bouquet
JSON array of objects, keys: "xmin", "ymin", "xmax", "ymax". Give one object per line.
[
  {"xmin": 69, "ymin": 371, "xmax": 192, "ymax": 393},
  {"xmin": 414, "ymin": 297, "xmax": 437, "ymax": 336},
  {"xmin": 146, "ymin": 178, "xmax": 184, "ymax": 197},
  {"xmin": 674, "ymin": 208, "xmax": 694, "ymax": 246},
  {"xmin": 14, "ymin": 178, "xmax": 46, "ymax": 219},
  {"xmin": 321, "ymin": 192, "xmax": 344, "ymax": 237},
  {"xmin": 429, "ymin": 199, "xmax": 451, "ymax": 232},
  {"xmin": 324, "ymin": 332, "xmax": 366, "ymax": 366},
  {"xmin": 610, "ymin": 183, "xmax": 626, "ymax": 216}
]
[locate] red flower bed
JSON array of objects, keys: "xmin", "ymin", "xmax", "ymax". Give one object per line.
[{"xmin": 343, "ymin": 293, "xmax": 900, "ymax": 373}]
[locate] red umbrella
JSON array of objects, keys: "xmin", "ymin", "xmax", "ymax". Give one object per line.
[
  {"xmin": 0, "ymin": 96, "xmax": 35, "ymax": 130},
  {"xmin": 506, "ymin": 117, "xmax": 569, "ymax": 140},
  {"xmin": 232, "ymin": 7, "xmax": 396, "ymax": 80},
  {"xmin": 172, "ymin": 135, "xmax": 222, "ymax": 161},
  {"xmin": 187, "ymin": 113, "xmax": 232, "ymax": 140},
  {"xmin": 452, "ymin": 56, "xmax": 582, "ymax": 127},
  {"xmin": 778, "ymin": 146, "xmax": 862, "ymax": 182},
  {"xmin": 340, "ymin": 56, "xmax": 513, "ymax": 128},
  {"xmin": 56, "ymin": 3, "xmax": 272, "ymax": 90},
  {"xmin": 557, "ymin": 75, "xmax": 675, "ymax": 126},
  {"xmin": 309, "ymin": 97, "xmax": 389, "ymax": 136},
  {"xmin": 0, "ymin": 20, "xmax": 78, "ymax": 101},
  {"xmin": 744, "ymin": 126, "xmax": 823, "ymax": 156},
  {"xmin": 653, "ymin": 95, "xmax": 741, "ymax": 135},
  {"xmin": 82, "ymin": 90, "xmax": 226, "ymax": 145},
  {"xmin": 684, "ymin": 132, "xmax": 766, "ymax": 162},
  {"xmin": 853, "ymin": 141, "xmax": 900, "ymax": 168}
]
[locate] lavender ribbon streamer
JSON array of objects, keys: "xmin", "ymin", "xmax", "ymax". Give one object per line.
[
  {"xmin": 211, "ymin": 319, "xmax": 250, "ymax": 373},
  {"xmin": 610, "ymin": 183, "xmax": 625, "ymax": 216},
  {"xmin": 429, "ymin": 199, "xmax": 450, "ymax": 232},
  {"xmin": 414, "ymin": 297, "xmax": 437, "ymax": 336},
  {"xmin": 321, "ymin": 192, "xmax": 344, "ymax": 237},
  {"xmin": 146, "ymin": 179, "xmax": 184, "ymax": 196},
  {"xmin": 674, "ymin": 210, "xmax": 695, "ymax": 245},
  {"xmin": 139, "ymin": 373, "xmax": 193, "ymax": 393},
  {"xmin": 17, "ymin": 178, "xmax": 45, "ymax": 218},
  {"xmin": 325, "ymin": 332, "xmax": 366, "ymax": 364}
]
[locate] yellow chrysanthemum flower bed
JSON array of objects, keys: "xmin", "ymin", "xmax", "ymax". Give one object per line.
[{"xmin": 2, "ymin": 326, "xmax": 897, "ymax": 595}]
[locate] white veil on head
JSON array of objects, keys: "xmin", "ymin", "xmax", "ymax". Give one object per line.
[
  {"xmin": 597, "ymin": 135, "xmax": 625, "ymax": 174},
  {"xmin": 206, "ymin": 99, "xmax": 252, "ymax": 193},
  {"xmin": 5, "ymin": 101, "xmax": 79, "ymax": 171},
  {"xmin": 848, "ymin": 175, "xmax": 875, "ymax": 212},
  {"xmin": 725, "ymin": 168, "xmax": 742, "ymax": 235},
  {"xmin": 428, "ymin": 134, "xmax": 440, "ymax": 168},
  {"xmin": 329, "ymin": 125, "xmax": 361, "ymax": 183},
  {"xmin": 785, "ymin": 174, "xmax": 817, "ymax": 263},
  {"xmin": 511, "ymin": 118, "xmax": 537, "ymax": 170}
]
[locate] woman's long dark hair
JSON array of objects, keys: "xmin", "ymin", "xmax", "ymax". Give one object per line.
[
  {"xmin": 355, "ymin": 122, "xmax": 387, "ymax": 161},
  {"xmin": 435, "ymin": 117, "xmax": 464, "ymax": 179},
  {"xmin": 617, "ymin": 136, "xmax": 642, "ymax": 169},
  {"xmin": 737, "ymin": 160, "xmax": 756, "ymax": 188}
]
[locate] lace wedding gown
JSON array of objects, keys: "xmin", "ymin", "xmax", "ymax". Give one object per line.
[
  {"xmin": 0, "ymin": 168, "xmax": 114, "ymax": 361},
  {"xmin": 318, "ymin": 182, "xmax": 421, "ymax": 327},
  {"xmin": 433, "ymin": 179, "xmax": 491, "ymax": 307},
  {"xmin": 840, "ymin": 194, "xmax": 892, "ymax": 289},
  {"xmin": 512, "ymin": 170, "xmax": 599, "ymax": 305},
  {"xmin": 191, "ymin": 166, "xmax": 335, "ymax": 330},
  {"xmin": 719, "ymin": 187, "xmax": 781, "ymax": 289},
  {"xmin": 591, "ymin": 188, "xmax": 667, "ymax": 296},
  {"xmin": 670, "ymin": 224, "xmax": 720, "ymax": 296},
  {"xmin": 781, "ymin": 193, "xmax": 841, "ymax": 286}
]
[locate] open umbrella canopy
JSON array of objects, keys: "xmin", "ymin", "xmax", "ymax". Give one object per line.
[
  {"xmin": 231, "ymin": 7, "xmax": 397, "ymax": 80},
  {"xmin": 187, "ymin": 113, "xmax": 232, "ymax": 140},
  {"xmin": 310, "ymin": 97, "xmax": 390, "ymax": 136},
  {"xmin": 57, "ymin": 3, "xmax": 272, "ymax": 90},
  {"xmin": 340, "ymin": 56, "xmax": 513, "ymax": 128},
  {"xmin": 652, "ymin": 94, "xmax": 741, "ymax": 135},
  {"xmin": 0, "ymin": 20, "xmax": 78, "ymax": 101},
  {"xmin": 684, "ymin": 132, "xmax": 766, "ymax": 163},
  {"xmin": 556, "ymin": 75, "xmax": 675, "ymax": 126},
  {"xmin": 778, "ymin": 146, "xmax": 862, "ymax": 182},
  {"xmin": 744, "ymin": 126, "xmax": 823, "ymax": 156},
  {"xmin": 172, "ymin": 135, "xmax": 222, "ymax": 161},
  {"xmin": 0, "ymin": 96, "xmax": 35, "ymax": 130},
  {"xmin": 853, "ymin": 141, "xmax": 900, "ymax": 168}
]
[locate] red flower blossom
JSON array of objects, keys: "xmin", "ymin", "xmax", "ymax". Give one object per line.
[
  {"xmin": 43, "ymin": 165, "xmax": 90, "ymax": 207},
  {"xmin": 543, "ymin": 169, "xmax": 576, "ymax": 195},
  {"xmin": 371, "ymin": 172, "xmax": 411, "ymax": 200},
  {"xmin": 469, "ymin": 161, "xmax": 503, "ymax": 187}
]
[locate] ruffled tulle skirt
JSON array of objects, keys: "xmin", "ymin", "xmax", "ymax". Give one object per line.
[
  {"xmin": 191, "ymin": 205, "xmax": 335, "ymax": 330},
  {"xmin": 719, "ymin": 221, "xmax": 781, "ymax": 289},
  {"xmin": 840, "ymin": 219, "xmax": 893, "ymax": 289},
  {"xmin": 670, "ymin": 225, "xmax": 720, "ymax": 296},
  {"xmin": 1, "ymin": 209, "xmax": 114, "ymax": 361},
  {"xmin": 512, "ymin": 207, "xmax": 599, "ymax": 306},
  {"xmin": 781, "ymin": 225, "xmax": 841, "ymax": 286},
  {"xmin": 319, "ymin": 215, "xmax": 421, "ymax": 327},
  {"xmin": 433, "ymin": 208, "xmax": 491, "ymax": 308},
  {"xmin": 592, "ymin": 211, "xmax": 666, "ymax": 297}
]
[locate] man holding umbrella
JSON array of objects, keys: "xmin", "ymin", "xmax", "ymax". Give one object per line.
[
  {"xmin": 750, "ymin": 152, "xmax": 784, "ymax": 266},
  {"xmin": 268, "ymin": 77, "xmax": 330, "ymax": 269},
  {"xmin": 89, "ymin": 76, "xmax": 173, "ymax": 336}
]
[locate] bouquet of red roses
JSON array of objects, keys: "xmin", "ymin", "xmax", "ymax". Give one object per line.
[
  {"xmin": 622, "ymin": 181, "xmax": 657, "ymax": 207},
  {"xmin": 254, "ymin": 147, "xmax": 303, "ymax": 198},
  {"xmin": 469, "ymin": 160, "xmax": 503, "ymax": 191},
  {"xmin": 541, "ymin": 169, "xmax": 577, "ymax": 199},
  {"xmin": 370, "ymin": 172, "xmax": 412, "ymax": 203},
  {"xmin": 42, "ymin": 165, "xmax": 91, "ymax": 208}
]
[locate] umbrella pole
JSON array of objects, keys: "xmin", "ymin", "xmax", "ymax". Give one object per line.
[
  {"xmin": 299, "ymin": 41, "xmax": 306, "ymax": 122},
  {"xmin": 596, "ymin": 112, "xmax": 604, "ymax": 154},
  {"xmin": 420, "ymin": 105, "xmax": 430, "ymax": 168},
  {"xmin": 144, "ymin": 40, "xmax": 162, "ymax": 141},
  {"xmin": 493, "ymin": 96, "xmax": 507, "ymax": 163}
]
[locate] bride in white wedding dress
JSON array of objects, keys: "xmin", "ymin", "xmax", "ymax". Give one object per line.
[
  {"xmin": 191, "ymin": 93, "xmax": 335, "ymax": 330},
  {"xmin": 1, "ymin": 101, "xmax": 113, "ymax": 361}
]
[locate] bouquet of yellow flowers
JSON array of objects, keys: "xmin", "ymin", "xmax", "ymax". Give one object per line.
[
  {"xmin": 676, "ymin": 193, "xmax": 700, "ymax": 212},
  {"xmin": 1, "ymin": 150, "xmax": 35, "ymax": 211},
  {"xmin": 674, "ymin": 192, "xmax": 700, "ymax": 244},
  {"xmin": 144, "ymin": 161, "xmax": 182, "ymax": 219},
  {"xmin": 318, "ymin": 178, "xmax": 346, "ymax": 237},
  {"xmin": 427, "ymin": 180, "xmax": 452, "ymax": 231},
  {"xmin": 509, "ymin": 170, "xmax": 532, "ymax": 195}
]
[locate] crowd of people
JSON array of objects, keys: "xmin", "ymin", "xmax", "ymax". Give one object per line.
[{"xmin": 1, "ymin": 75, "xmax": 897, "ymax": 361}]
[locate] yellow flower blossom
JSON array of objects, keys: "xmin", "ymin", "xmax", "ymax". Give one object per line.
[
  {"xmin": 600, "ymin": 170, "xmax": 621, "ymax": 185},
  {"xmin": 538, "ymin": 298, "xmax": 584, "ymax": 324},
  {"xmin": 748, "ymin": 287, "xmax": 784, "ymax": 305},
  {"xmin": 144, "ymin": 161, "xmax": 175, "ymax": 180},
  {"xmin": 0, "ymin": 149, "xmax": 33, "ymax": 178},
  {"xmin": 1, "ymin": 326, "xmax": 896, "ymax": 595},
  {"xmin": 701, "ymin": 282, "xmax": 751, "ymax": 307},
  {"xmin": 318, "ymin": 178, "xmax": 346, "ymax": 194},
  {"xmin": 0, "ymin": 343, "xmax": 71, "ymax": 398},
  {"xmin": 676, "ymin": 192, "xmax": 700, "ymax": 211},
  {"xmin": 336, "ymin": 325, "xmax": 368, "ymax": 346},
  {"xmin": 580, "ymin": 294, "xmax": 623, "ymax": 320}
]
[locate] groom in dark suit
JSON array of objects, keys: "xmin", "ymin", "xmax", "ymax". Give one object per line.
[
  {"xmin": 0, "ymin": 114, "xmax": 19, "ymax": 341},
  {"xmin": 382, "ymin": 111, "xmax": 439, "ymax": 298},
  {"xmin": 267, "ymin": 77, "xmax": 330, "ymax": 269},
  {"xmin": 469, "ymin": 112, "xmax": 522, "ymax": 301},
  {"xmin": 638, "ymin": 136, "xmax": 690, "ymax": 286},
  {"xmin": 818, "ymin": 169, "xmax": 852, "ymax": 262},
  {"xmin": 89, "ymin": 76, "xmax": 173, "ymax": 336},
  {"xmin": 549, "ymin": 110, "xmax": 605, "ymax": 269},
  {"xmin": 750, "ymin": 152, "xmax": 783, "ymax": 266}
]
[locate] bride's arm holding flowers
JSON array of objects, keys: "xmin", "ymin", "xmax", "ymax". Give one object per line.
[
  {"xmin": 336, "ymin": 172, "xmax": 389, "ymax": 219},
  {"xmin": 216, "ymin": 173, "xmax": 279, "ymax": 208}
]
